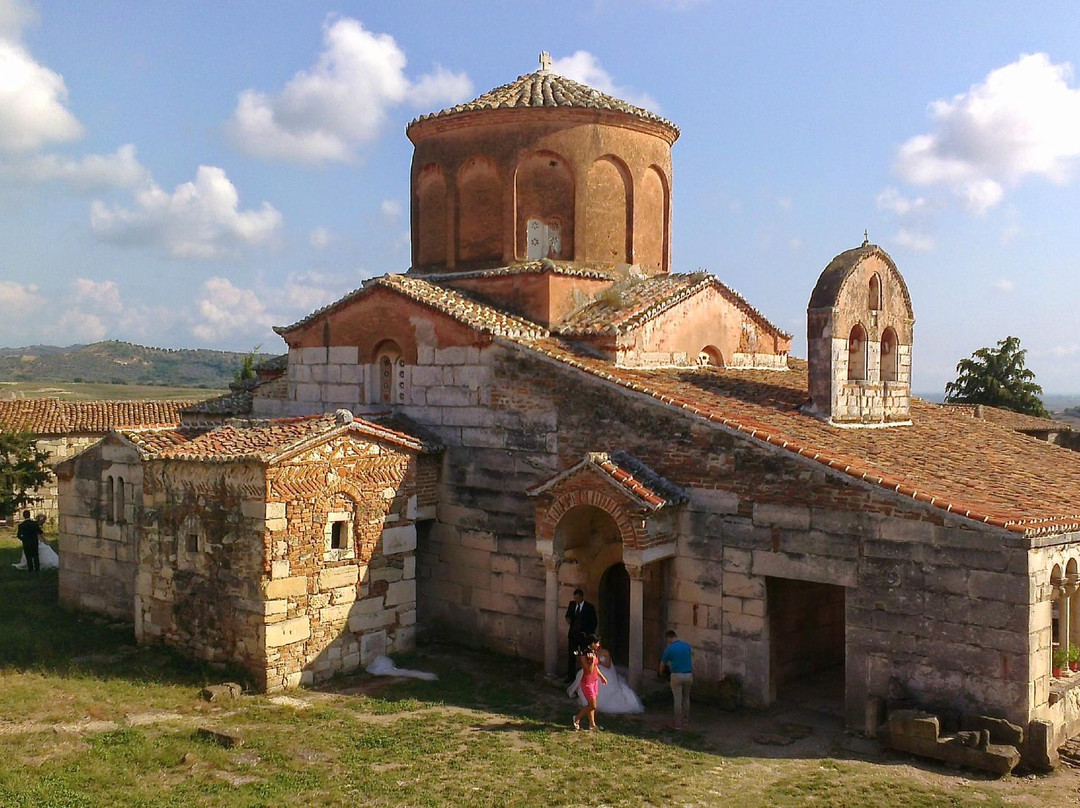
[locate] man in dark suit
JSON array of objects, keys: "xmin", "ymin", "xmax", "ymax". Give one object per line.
[{"xmin": 564, "ymin": 588, "xmax": 598, "ymax": 682}]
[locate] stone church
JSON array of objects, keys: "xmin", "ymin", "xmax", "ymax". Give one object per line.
[{"xmin": 56, "ymin": 55, "xmax": 1080, "ymax": 769}]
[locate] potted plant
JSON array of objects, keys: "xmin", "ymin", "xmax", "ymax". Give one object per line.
[
  {"xmin": 1053, "ymin": 647, "xmax": 1068, "ymax": 678},
  {"xmin": 1069, "ymin": 644, "xmax": 1080, "ymax": 672}
]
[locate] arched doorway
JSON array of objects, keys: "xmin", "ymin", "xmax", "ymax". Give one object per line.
[{"xmin": 600, "ymin": 562, "xmax": 630, "ymax": 665}]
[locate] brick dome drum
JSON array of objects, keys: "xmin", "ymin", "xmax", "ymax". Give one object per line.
[{"xmin": 407, "ymin": 55, "xmax": 675, "ymax": 275}]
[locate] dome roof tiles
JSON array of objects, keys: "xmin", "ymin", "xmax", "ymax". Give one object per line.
[{"xmin": 407, "ymin": 68, "xmax": 679, "ymax": 140}]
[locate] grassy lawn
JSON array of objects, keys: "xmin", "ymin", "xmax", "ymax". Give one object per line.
[
  {"xmin": 0, "ymin": 528, "xmax": 1073, "ymax": 807},
  {"xmin": 0, "ymin": 381, "xmax": 222, "ymax": 401}
]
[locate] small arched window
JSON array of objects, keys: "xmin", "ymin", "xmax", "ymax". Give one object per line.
[
  {"xmin": 848, "ymin": 324, "xmax": 868, "ymax": 381},
  {"xmin": 372, "ymin": 340, "xmax": 406, "ymax": 405},
  {"xmin": 114, "ymin": 476, "xmax": 125, "ymax": 523},
  {"xmin": 868, "ymin": 274, "xmax": 882, "ymax": 311},
  {"xmin": 697, "ymin": 346, "xmax": 724, "ymax": 367},
  {"xmin": 880, "ymin": 328, "xmax": 898, "ymax": 382},
  {"xmin": 105, "ymin": 476, "xmax": 115, "ymax": 524}
]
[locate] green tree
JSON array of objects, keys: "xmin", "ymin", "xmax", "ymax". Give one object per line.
[
  {"xmin": 233, "ymin": 345, "xmax": 261, "ymax": 384},
  {"xmin": 0, "ymin": 430, "xmax": 52, "ymax": 519},
  {"xmin": 944, "ymin": 335, "xmax": 1048, "ymax": 416}
]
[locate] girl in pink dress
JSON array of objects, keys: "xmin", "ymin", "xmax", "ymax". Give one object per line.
[{"xmin": 572, "ymin": 635, "xmax": 608, "ymax": 731}]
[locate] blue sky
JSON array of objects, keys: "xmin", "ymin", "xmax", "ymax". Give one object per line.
[{"xmin": 2, "ymin": 1, "xmax": 1079, "ymax": 393}]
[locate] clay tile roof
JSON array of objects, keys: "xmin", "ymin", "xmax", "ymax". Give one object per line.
[
  {"xmin": 555, "ymin": 274, "xmax": 792, "ymax": 339},
  {"xmin": 276, "ymin": 275, "xmax": 548, "ymax": 342},
  {"xmin": 407, "ymin": 68, "xmax": 679, "ymax": 141},
  {"xmin": 508, "ymin": 339, "xmax": 1080, "ymax": 537},
  {"xmin": 125, "ymin": 411, "xmax": 437, "ymax": 463},
  {"xmin": 420, "ymin": 260, "xmax": 617, "ymax": 282},
  {"xmin": 0, "ymin": 398, "xmax": 187, "ymax": 435},
  {"xmin": 527, "ymin": 450, "xmax": 688, "ymax": 511},
  {"xmin": 942, "ymin": 403, "xmax": 1068, "ymax": 434},
  {"xmin": 120, "ymin": 425, "xmax": 213, "ymax": 458}
]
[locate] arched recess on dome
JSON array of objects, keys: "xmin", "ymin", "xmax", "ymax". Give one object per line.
[
  {"xmin": 698, "ymin": 345, "xmax": 724, "ymax": 367},
  {"xmin": 457, "ymin": 156, "xmax": 502, "ymax": 264},
  {"xmin": 370, "ymin": 339, "xmax": 407, "ymax": 405},
  {"xmin": 415, "ymin": 163, "xmax": 447, "ymax": 268},
  {"xmin": 637, "ymin": 165, "xmax": 668, "ymax": 274},
  {"xmin": 515, "ymin": 151, "xmax": 574, "ymax": 261},
  {"xmin": 585, "ymin": 155, "xmax": 631, "ymax": 264},
  {"xmin": 848, "ymin": 324, "xmax": 867, "ymax": 381},
  {"xmin": 868, "ymin": 273, "xmax": 882, "ymax": 311},
  {"xmin": 880, "ymin": 327, "xmax": 898, "ymax": 382}
]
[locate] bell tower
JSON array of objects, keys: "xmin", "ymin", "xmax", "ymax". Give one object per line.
[{"xmin": 805, "ymin": 241, "xmax": 914, "ymax": 426}]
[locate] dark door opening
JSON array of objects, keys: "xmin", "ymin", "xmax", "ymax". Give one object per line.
[
  {"xmin": 600, "ymin": 562, "xmax": 630, "ymax": 665},
  {"xmin": 768, "ymin": 577, "xmax": 846, "ymax": 714}
]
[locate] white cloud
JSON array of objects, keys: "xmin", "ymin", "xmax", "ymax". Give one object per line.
[
  {"xmin": 89, "ymin": 165, "xmax": 282, "ymax": 259},
  {"xmin": 896, "ymin": 53, "xmax": 1080, "ymax": 212},
  {"xmin": 991, "ymin": 279, "xmax": 1015, "ymax": 293},
  {"xmin": 876, "ymin": 187, "xmax": 926, "ymax": 216},
  {"xmin": 5, "ymin": 143, "xmax": 150, "ymax": 190},
  {"xmin": 53, "ymin": 309, "xmax": 106, "ymax": 342},
  {"xmin": 380, "ymin": 198, "xmax": 401, "ymax": 219},
  {"xmin": 227, "ymin": 16, "xmax": 471, "ymax": 164},
  {"xmin": 191, "ymin": 277, "xmax": 275, "ymax": 343},
  {"xmin": 0, "ymin": 0, "xmax": 36, "ymax": 41},
  {"xmin": 0, "ymin": 278, "xmax": 41, "ymax": 310},
  {"xmin": 0, "ymin": 36, "xmax": 82, "ymax": 153},
  {"xmin": 549, "ymin": 51, "xmax": 659, "ymax": 111},
  {"xmin": 309, "ymin": 226, "xmax": 332, "ymax": 249},
  {"xmin": 893, "ymin": 228, "xmax": 935, "ymax": 252},
  {"xmin": 789, "ymin": 237, "xmax": 803, "ymax": 251},
  {"xmin": 71, "ymin": 278, "xmax": 123, "ymax": 313}
]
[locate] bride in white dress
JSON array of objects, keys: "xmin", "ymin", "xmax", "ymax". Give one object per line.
[
  {"xmin": 13, "ymin": 539, "xmax": 59, "ymax": 570},
  {"xmin": 567, "ymin": 640, "xmax": 644, "ymax": 714}
]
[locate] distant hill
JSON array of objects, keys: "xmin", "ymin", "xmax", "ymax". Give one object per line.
[{"xmin": 0, "ymin": 341, "xmax": 272, "ymax": 389}]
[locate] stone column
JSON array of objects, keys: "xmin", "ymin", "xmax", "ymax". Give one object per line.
[
  {"xmin": 543, "ymin": 554, "xmax": 562, "ymax": 678},
  {"xmin": 627, "ymin": 564, "xmax": 644, "ymax": 690},
  {"xmin": 1057, "ymin": 585, "xmax": 1070, "ymax": 673},
  {"xmin": 1070, "ymin": 577, "xmax": 1080, "ymax": 658}
]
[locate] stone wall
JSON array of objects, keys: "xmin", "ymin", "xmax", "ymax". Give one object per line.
[
  {"xmin": 137, "ymin": 459, "xmax": 268, "ymax": 678},
  {"xmin": 56, "ymin": 435, "xmax": 143, "ymax": 619},
  {"xmin": 264, "ymin": 307, "xmax": 1033, "ymax": 727},
  {"xmin": 32, "ymin": 434, "xmax": 100, "ymax": 524},
  {"xmin": 262, "ymin": 439, "xmax": 420, "ymax": 690}
]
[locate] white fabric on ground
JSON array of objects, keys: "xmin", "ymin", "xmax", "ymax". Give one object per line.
[
  {"xmin": 13, "ymin": 540, "xmax": 59, "ymax": 570},
  {"xmin": 365, "ymin": 654, "xmax": 438, "ymax": 680},
  {"xmin": 567, "ymin": 663, "xmax": 644, "ymax": 713}
]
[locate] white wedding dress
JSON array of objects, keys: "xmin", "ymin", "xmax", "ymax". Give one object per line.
[
  {"xmin": 13, "ymin": 539, "xmax": 59, "ymax": 570},
  {"xmin": 568, "ymin": 663, "xmax": 644, "ymax": 714}
]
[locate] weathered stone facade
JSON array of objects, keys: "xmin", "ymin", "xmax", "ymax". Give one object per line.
[
  {"xmin": 56, "ymin": 58, "xmax": 1080, "ymax": 771},
  {"xmin": 58, "ymin": 414, "xmax": 438, "ymax": 690}
]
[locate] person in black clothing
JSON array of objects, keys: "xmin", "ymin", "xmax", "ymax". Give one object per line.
[
  {"xmin": 17, "ymin": 510, "xmax": 42, "ymax": 573},
  {"xmin": 564, "ymin": 588, "xmax": 598, "ymax": 682}
]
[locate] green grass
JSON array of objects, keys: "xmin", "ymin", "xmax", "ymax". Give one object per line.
[
  {"xmin": 0, "ymin": 381, "xmax": 222, "ymax": 401},
  {"xmin": 0, "ymin": 528, "xmax": 1070, "ymax": 806}
]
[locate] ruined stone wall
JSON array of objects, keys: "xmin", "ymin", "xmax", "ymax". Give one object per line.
[
  {"xmin": 57, "ymin": 436, "xmax": 143, "ymax": 620},
  {"xmin": 138, "ymin": 460, "xmax": 268, "ymax": 679},
  {"xmin": 262, "ymin": 440, "xmax": 419, "ymax": 690},
  {"xmin": 31, "ymin": 434, "xmax": 100, "ymax": 524}
]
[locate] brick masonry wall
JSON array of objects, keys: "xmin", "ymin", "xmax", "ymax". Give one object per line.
[{"xmin": 262, "ymin": 439, "xmax": 419, "ymax": 690}]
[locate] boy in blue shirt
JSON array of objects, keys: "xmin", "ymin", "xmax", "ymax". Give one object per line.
[{"xmin": 659, "ymin": 630, "xmax": 692, "ymax": 728}]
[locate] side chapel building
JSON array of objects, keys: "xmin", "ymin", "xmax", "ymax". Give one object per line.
[{"xmin": 57, "ymin": 55, "xmax": 1080, "ymax": 768}]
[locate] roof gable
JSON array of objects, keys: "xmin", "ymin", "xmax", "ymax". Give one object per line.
[{"xmin": 528, "ymin": 451, "xmax": 688, "ymax": 512}]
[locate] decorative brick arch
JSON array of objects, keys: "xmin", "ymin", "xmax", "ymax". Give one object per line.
[{"xmin": 538, "ymin": 487, "xmax": 646, "ymax": 556}]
